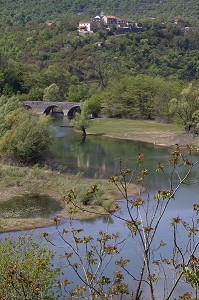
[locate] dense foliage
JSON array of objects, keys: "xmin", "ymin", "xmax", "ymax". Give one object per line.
[
  {"xmin": 0, "ymin": 99, "xmax": 52, "ymax": 164},
  {"xmin": 1, "ymin": 17, "xmax": 199, "ymax": 96},
  {"xmin": 1, "ymin": 0, "xmax": 199, "ymax": 24},
  {"xmin": 0, "ymin": 235, "xmax": 58, "ymax": 299}
]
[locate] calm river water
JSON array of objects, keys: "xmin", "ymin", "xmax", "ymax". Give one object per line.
[{"xmin": 1, "ymin": 118, "xmax": 199, "ymax": 299}]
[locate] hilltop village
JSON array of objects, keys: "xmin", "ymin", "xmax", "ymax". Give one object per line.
[{"xmin": 78, "ymin": 13, "xmax": 144, "ymax": 34}]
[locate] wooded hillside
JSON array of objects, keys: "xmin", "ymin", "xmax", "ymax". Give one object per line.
[{"xmin": 0, "ymin": 0, "xmax": 199, "ymax": 25}]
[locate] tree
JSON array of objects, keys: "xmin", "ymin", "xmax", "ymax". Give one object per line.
[
  {"xmin": 0, "ymin": 95, "xmax": 20, "ymax": 137},
  {"xmin": 0, "ymin": 235, "xmax": 59, "ymax": 299},
  {"xmin": 170, "ymin": 84, "xmax": 199, "ymax": 133},
  {"xmin": 86, "ymin": 53, "xmax": 110, "ymax": 89},
  {"xmin": 0, "ymin": 108, "xmax": 52, "ymax": 164},
  {"xmin": 71, "ymin": 103, "xmax": 91, "ymax": 140},
  {"xmin": 28, "ymin": 86, "xmax": 44, "ymax": 101},
  {"xmin": 67, "ymin": 83, "xmax": 89, "ymax": 102},
  {"xmin": 84, "ymin": 95, "xmax": 102, "ymax": 117},
  {"xmin": 192, "ymin": 110, "xmax": 199, "ymax": 134},
  {"xmin": 43, "ymin": 83, "xmax": 63, "ymax": 102},
  {"xmin": 102, "ymin": 75, "xmax": 158, "ymax": 119},
  {"xmin": 152, "ymin": 77, "xmax": 181, "ymax": 122}
]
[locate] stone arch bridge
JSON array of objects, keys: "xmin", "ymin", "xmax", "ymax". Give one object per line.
[{"xmin": 24, "ymin": 101, "xmax": 80, "ymax": 117}]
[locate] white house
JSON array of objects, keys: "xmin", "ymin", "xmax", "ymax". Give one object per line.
[{"xmin": 78, "ymin": 20, "xmax": 93, "ymax": 32}]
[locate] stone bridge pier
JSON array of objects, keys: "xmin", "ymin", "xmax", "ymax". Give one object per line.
[{"xmin": 24, "ymin": 101, "xmax": 80, "ymax": 117}]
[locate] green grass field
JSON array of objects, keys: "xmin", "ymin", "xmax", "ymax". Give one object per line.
[{"xmin": 88, "ymin": 118, "xmax": 188, "ymax": 146}]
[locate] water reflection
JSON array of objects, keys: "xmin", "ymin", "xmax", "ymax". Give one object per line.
[
  {"xmin": 51, "ymin": 118, "xmax": 199, "ymax": 191},
  {"xmin": 0, "ymin": 194, "xmax": 63, "ymax": 218},
  {"xmin": 79, "ymin": 215, "xmax": 114, "ymax": 225}
]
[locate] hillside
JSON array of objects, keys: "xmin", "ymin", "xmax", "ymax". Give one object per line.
[{"xmin": 0, "ymin": 0, "xmax": 199, "ymax": 25}]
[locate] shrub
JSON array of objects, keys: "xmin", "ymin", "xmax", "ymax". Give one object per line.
[{"xmin": 0, "ymin": 108, "xmax": 52, "ymax": 164}]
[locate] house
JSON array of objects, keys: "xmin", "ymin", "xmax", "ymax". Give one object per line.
[
  {"xmin": 93, "ymin": 15, "xmax": 101, "ymax": 21},
  {"xmin": 102, "ymin": 16, "xmax": 118, "ymax": 25},
  {"xmin": 116, "ymin": 20, "xmax": 144, "ymax": 33},
  {"xmin": 78, "ymin": 20, "xmax": 93, "ymax": 32},
  {"xmin": 46, "ymin": 21, "xmax": 53, "ymax": 27},
  {"xmin": 129, "ymin": 22, "xmax": 144, "ymax": 31},
  {"xmin": 116, "ymin": 18, "xmax": 131, "ymax": 26}
]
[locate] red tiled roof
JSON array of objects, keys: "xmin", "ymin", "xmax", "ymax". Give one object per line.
[
  {"xmin": 79, "ymin": 20, "xmax": 92, "ymax": 23},
  {"xmin": 104, "ymin": 16, "xmax": 117, "ymax": 19}
]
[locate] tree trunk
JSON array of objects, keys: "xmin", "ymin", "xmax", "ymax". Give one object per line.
[{"xmin": 82, "ymin": 127, "xmax": 86, "ymax": 137}]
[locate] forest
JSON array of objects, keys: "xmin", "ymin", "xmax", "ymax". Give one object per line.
[{"xmin": 1, "ymin": 0, "xmax": 199, "ymax": 24}]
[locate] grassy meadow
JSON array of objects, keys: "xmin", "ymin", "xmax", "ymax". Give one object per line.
[{"xmin": 88, "ymin": 118, "xmax": 195, "ymax": 146}]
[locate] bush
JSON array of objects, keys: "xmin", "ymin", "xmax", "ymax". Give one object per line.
[{"xmin": 0, "ymin": 108, "xmax": 52, "ymax": 164}]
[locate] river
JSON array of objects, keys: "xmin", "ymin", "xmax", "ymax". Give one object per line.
[{"xmin": 1, "ymin": 117, "xmax": 199, "ymax": 299}]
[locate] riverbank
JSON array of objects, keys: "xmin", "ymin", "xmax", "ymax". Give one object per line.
[
  {"xmin": 1, "ymin": 118, "xmax": 196, "ymax": 233},
  {"xmin": 88, "ymin": 118, "xmax": 196, "ymax": 147},
  {"xmin": 0, "ymin": 163, "xmax": 140, "ymax": 233}
]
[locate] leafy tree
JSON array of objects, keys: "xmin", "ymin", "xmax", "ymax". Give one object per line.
[
  {"xmin": 43, "ymin": 83, "xmax": 63, "ymax": 102},
  {"xmin": 45, "ymin": 217, "xmax": 129, "ymax": 299},
  {"xmin": 102, "ymin": 75, "xmax": 160, "ymax": 119},
  {"xmin": 42, "ymin": 65, "xmax": 71, "ymax": 94},
  {"xmin": 2, "ymin": 83, "xmax": 13, "ymax": 96},
  {"xmin": 28, "ymin": 86, "xmax": 44, "ymax": 101},
  {"xmin": 192, "ymin": 110, "xmax": 199, "ymax": 134},
  {"xmin": 170, "ymin": 84, "xmax": 199, "ymax": 133},
  {"xmin": 0, "ymin": 95, "xmax": 20, "ymax": 137},
  {"xmin": 67, "ymin": 83, "xmax": 89, "ymax": 102},
  {"xmin": 153, "ymin": 77, "xmax": 181, "ymax": 122},
  {"xmin": 84, "ymin": 94, "xmax": 102, "ymax": 117},
  {"xmin": 0, "ymin": 108, "xmax": 52, "ymax": 164},
  {"xmin": 86, "ymin": 52, "xmax": 110, "ymax": 89},
  {"xmin": 0, "ymin": 235, "xmax": 59, "ymax": 299},
  {"xmin": 71, "ymin": 103, "xmax": 91, "ymax": 139}
]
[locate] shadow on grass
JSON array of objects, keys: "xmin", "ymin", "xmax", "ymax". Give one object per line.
[{"xmin": 88, "ymin": 133, "xmax": 105, "ymax": 136}]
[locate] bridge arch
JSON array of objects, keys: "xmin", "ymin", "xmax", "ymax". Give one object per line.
[
  {"xmin": 44, "ymin": 105, "xmax": 64, "ymax": 116},
  {"xmin": 68, "ymin": 105, "xmax": 81, "ymax": 118}
]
